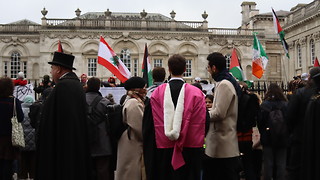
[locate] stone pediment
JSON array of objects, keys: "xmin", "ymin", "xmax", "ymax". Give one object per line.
[{"xmin": 7, "ymin": 19, "xmax": 40, "ymax": 25}]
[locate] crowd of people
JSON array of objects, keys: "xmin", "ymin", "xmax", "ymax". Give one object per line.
[{"xmin": 0, "ymin": 50, "xmax": 319, "ymax": 180}]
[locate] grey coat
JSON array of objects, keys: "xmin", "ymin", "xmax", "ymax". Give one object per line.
[{"xmin": 21, "ymin": 102, "xmax": 36, "ymax": 151}]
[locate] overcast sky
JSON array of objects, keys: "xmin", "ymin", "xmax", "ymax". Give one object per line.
[{"xmin": 0, "ymin": 0, "xmax": 313, "ymax": 28}]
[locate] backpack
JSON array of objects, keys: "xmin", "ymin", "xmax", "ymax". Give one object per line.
[
  {"xmin": 237, "ymin": 92, "xmax": 259, "ymax": 133},
  {"xmin": 266, "ymin": 103, "xmax": 288, "ymax": 146},
  {"xmin": 29, "ymin": 100, "xmax": 43, "ymax": 129},
  {"xmin": 87, "ymin": 95, "xmax": 105, "ymax": 145}
]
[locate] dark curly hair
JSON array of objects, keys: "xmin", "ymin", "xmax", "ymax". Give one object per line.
[{"xmin": 0, "ymin": 77, "xmax": 14, "ymax": 98}]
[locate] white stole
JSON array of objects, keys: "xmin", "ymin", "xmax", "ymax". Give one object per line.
[{"xmin": 163, "ymin": 84, "xmax": 185, "ymax": 141}]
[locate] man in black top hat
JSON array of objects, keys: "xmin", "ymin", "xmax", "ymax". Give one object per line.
[{"xmin": 35, "ymin": 52, "xmax": 92, "ymax": 180}]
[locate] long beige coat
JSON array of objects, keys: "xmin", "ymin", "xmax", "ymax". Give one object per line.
[
  {"xmin": 115, "ymin": 97, "xmax": 146, "ymax": 180},
  {"xmin": 205, "ymin": 80, "xmax": 240, "ymax": 158}
]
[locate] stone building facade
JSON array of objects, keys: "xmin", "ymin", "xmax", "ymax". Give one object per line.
[{"xmin": 0, "ymin": 1, "xmax": 319, "ymax": 83}]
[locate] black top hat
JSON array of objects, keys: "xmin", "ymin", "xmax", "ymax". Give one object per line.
[{"xmin": 48, "ymin": 52, "xmax": 76, "ymax": 70}]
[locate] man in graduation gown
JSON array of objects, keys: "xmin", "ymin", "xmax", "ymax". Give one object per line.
[
  {"xmin": 147, "ymin": 54, "xmax": 206, "ymax": 180},
  {"xmin": 35, "ymin": 52, "xmax": 92, "ymax": 180}
]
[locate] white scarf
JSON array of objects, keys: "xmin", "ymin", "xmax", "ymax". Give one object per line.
[{"xmin": 163, "ymin": 83, "xmax": 185, "ymax": 141}]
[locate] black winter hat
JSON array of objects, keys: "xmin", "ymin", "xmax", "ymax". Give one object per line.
[
  {"xmin": 48, "ymin": 52, "xmax": 76, "ymax": 70},
  {"xmin": 124, "ymin": 77, "xmax": 146, "ymax": 90}
]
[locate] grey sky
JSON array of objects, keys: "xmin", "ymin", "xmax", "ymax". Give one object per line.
[{"xmin": 0, "ymin": 0, "xmax": 312, "ymax": 28}]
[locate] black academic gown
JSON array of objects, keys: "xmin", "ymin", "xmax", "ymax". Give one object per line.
[
  {"xmin": 301, "ymin": 92, "xmax": 320, "ymax": 180},
  {"xmin": 35, "ymin": 72, "xmax": 92, "ymax": 180}
]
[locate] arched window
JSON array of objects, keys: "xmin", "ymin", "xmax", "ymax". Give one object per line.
[
  {"xmin": 310, "ymin": 39, "xmax": 315, "ymax": 65},
  {"xmin": 120, "ymin": 49, "xmax": 131, "ymax": 73},
  {"xmin": 297, "ymin": 44, "xmax": 302, "ymax": 68},
  {"xmin": 10, "ymin": 52, "xmax": 27, "ymax": 78}
]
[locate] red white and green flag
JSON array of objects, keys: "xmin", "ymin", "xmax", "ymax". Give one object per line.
[
  {"xmin": 252, "ymin": 34, "xmax": 268, "ymax": 79},
  {"xmin": 98, "ymin": 36, "xmax": 131, "ymax": 83},
  {"xmin": 142, "ymin": 44, "xmax": 153, "ymax": 87},
  {"xmin": 57, "ymin": 40, "xmax": 63, "ymax": 52},
  {"xmin": 229, "ymin": 48, "xmax": 246, "ymax": 81},
  {"xmin": 314, "ymin": 57, "xmax": 320, "ymax": 67},
  {"xmin": 272, "ymin": 8, "xmax": 290, "ymax": 58}
]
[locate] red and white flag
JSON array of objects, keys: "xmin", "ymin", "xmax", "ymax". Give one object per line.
[{"xmin": 98, "ymin": 36, "xmax": 131, "ymax": 83}]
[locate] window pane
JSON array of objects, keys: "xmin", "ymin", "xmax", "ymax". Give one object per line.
[
  {"xmin": 11, "ymin": 52, "xmax": 21, "ymax": 78},
  {"xmin": 297, "ymin": 44, "xmax": 302, "ymax": 68},
  {"xmin": 225, "ymin": 54, "xmax": 231, "ymax": 70},
  {"xmin": 133, "ymin": 59, "xmax": 138, "ymax": 76},
  {"xmin": 153, "ymin": 59, "xmax": 163, "ymax": 68},
  {"xmin": 88, "ymin": 58, "xmax": 97, "ymax": 76},
  {"xmin": 4, "ymin": 62, "xmax": 8, "ymax": 77},
  {"xmin": 184, "ymin": 59, "xmax": 192, "ymax": 77},
  {"xmin": 310, "ymin": 40, "xmax": 315, "ymax": 65},
  {"xmin": 120, "ymin": 49, "xmax": 131, "ymax": 72}
]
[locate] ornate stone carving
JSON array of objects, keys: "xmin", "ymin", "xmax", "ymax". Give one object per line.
[
  {"xmin": 299, "ymin": 37, "xmax": 307, "ymax": 45},
  {"xmin": 109, "ymin": 34, "xmax": 123, "ymax": 39},
  {"xmin": 314, "ymin": 31, "xmax": 320, "ymax": 41}
]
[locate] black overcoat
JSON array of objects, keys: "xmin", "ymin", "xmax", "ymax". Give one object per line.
[{"xmin": 35, "ymin": 72, "xmax": 92, "ymax": 180}]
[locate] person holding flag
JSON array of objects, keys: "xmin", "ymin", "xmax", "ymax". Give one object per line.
[{"xmin": 98, "ymin": 36, "xmax": 131, "ymax": 83}]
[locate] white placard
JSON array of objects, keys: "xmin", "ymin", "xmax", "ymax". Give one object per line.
[
  {"xmin": 13, "ymin": 84, "xmax": 35, "ymax": 102},
  {"xmin": 99, "ymin": 87, "xmax": 127, "ymax": 104}
]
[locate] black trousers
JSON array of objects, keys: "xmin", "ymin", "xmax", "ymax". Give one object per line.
[
  {"xmin": 202, "ymin": 155, "xmax": 240, "ymax": 180},
  {"xmin": 0, "ymin": 159, "xmax": 13, "ymax": 180},
  {"xmin": 154, "ymin": 148, "xmax": 203, "ymax": 180},
  {"xmin": 92, "ymin": 155, "xmax": 113, "ymax": 180}
]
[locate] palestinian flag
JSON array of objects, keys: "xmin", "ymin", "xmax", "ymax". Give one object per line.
[
  {"xmin": 142, "ymin": 44, "xmax": 153, "ymax": 87},
  {"xmin": 229, "ymin": 48, "xmax": 246, "ymax": 81},
  {"xmin": 272, "ymin": 8, "xmax": 290, "ymax": 58},
  {"xmin": 98, "ymin": 36, "xmax": 131, "ymax": 83},
  {"xmin": 252, "ymin": 34, "xmax": 268, "ymax": 79}
]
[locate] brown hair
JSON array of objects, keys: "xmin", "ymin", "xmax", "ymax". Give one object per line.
[
  {"xmin": 0, "ymin": 77, "xmax": 14, "ymax": 98},
  {"xmin": 264, "ymin": 83, "xmax": 287, "ymax": 101},
  {"xmin": 152, "ymin": 67, "xmax": 166, "ymax": 82},
  {"xmin": 168, "ymin": 54, "xmax": 186, "ymax": 76}
]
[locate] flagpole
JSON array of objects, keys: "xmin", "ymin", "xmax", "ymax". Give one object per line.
[{"xmin": 280, "ymin": 54, "xmax": 288, "ymax": 84}]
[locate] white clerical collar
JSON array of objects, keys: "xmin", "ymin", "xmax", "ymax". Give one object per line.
[{"xmin": 169, "ymin": 77, "xmax": 184, "ymax": 82}]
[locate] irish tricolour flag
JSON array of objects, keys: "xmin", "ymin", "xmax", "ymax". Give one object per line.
[
  {"xmin": 229, "ymin": 48, "xmax": 246, "ymax": 81},
  {"xmin": 98, "ymin": 36, "xmax": 131, "ymax": 83},
  {"xmin": 252, "ymin": 34, "xmax": 268, "ymax": 79}
]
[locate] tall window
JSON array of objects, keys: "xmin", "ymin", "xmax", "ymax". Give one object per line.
[
  {"xmin": 4, "ymin": 62, "xmax": 8, "ymax": 77},
  {"xmin": 11, "ymin": 52, "xmax": 21, "ymax": 78},
  {"xmin": 184, "ymin": 59, "xmax": 192, "ymax": 77},
  {"xmin": 310, "ymin": 39, "xmax": 315, "ymax": 65},
  {"xmin": 297, "ymin": 44, "xmax": 302, "ymax": 68},
  {"xmin": 120, "ymin": 49, "xmax": 131, "ymax": 72},
  {"xmin": 133, "ymin": 59, "xmax": 138, "ymax": 76},
  {"xmin": 88, "ymin": 58, "xmax": 97, "ymax": 76},
  {"xmin": 225, "ymin": 54, "xmax": 231, "ymax": 70},
  {"xmin": 153, "ymin": 59, "xmax": 163, "ymax": 67}
]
